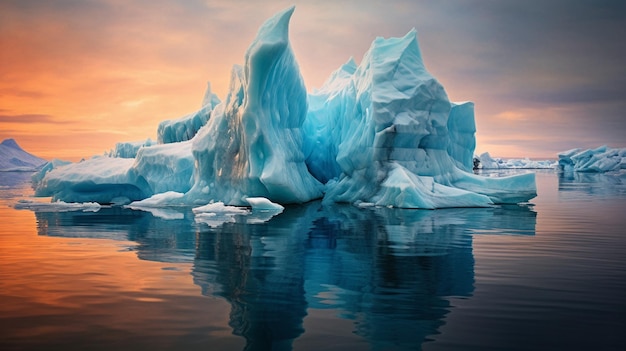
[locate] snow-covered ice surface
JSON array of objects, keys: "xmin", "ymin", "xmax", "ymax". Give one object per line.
[
  {"xmin": 245, "ymin": 197, "xmax": 285, "ymax": 211},
  {"xmin": 558, "ymin": 146, "xmax": 626, "ymax": 173},
  {"xmin": 478, "ymin": 152, "xmax": 557, "ymax": 170},
  {"xmin": 31, "ymin": 6, "xmax": 537, "ymax": 210},
  {"xmin": 0, "ymin": 139, "xmax": 47, "ymax": 171}
]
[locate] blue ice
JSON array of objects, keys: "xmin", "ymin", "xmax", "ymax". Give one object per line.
[{"xmin": 32, "ymin": 6, "xmax": 536, "ymax": 209}]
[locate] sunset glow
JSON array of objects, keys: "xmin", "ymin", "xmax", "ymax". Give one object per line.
[{"xmin": 2, "ymin": 0, "xmax": 624, "ymax": 161}]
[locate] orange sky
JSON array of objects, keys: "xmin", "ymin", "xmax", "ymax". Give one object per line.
[{"xmin": 1, "ymin": 1, "xmax": 624, "ymax": 161}]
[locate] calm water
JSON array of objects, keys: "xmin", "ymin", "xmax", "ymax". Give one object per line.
[{"xmin": 0, "ymin": 170, "xmax": 625, "ymax": 351}]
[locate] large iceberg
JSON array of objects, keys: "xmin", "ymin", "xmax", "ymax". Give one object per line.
[
  {"xmin": 32, "ymin": 6, "xmax": 536, "ymax": 209},
  {"xmin": 558, "ymin": 146, "xmax": 626, "ymax": 172}
]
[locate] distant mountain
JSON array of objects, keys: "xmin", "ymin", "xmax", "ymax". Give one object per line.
[{"xmin": 0, "ymin": 138, "xmax": 47, "ymax": 171}]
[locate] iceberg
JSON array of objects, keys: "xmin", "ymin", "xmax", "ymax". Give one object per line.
[
  {"xmin": 477, "ymin": 152, "xmax": 557, "ymax": 170},
  {"xmin": 32, "ymin": 6, "xmax": 537, "ymax": 209},
  {"xmin": 35, "ymin": 141, "xmax": 194, "ymax": 204},
  {"xmin": 33, "ymin": 156, "xmax": 147, "ymax": 203},
  {"xmin": 558, "ymin": 146, "xmax": 626, "ymax": 172},
  {"xmin": 0, "ymin": 138, "xmax": 47, "ymax": 171}
]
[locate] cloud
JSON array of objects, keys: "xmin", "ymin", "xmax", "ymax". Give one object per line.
[
  {"xmin": 1, "ymin": 0, "xmax": 624, "ymax": 159},
  {"xmin": 0, "ymin": 113, "xmax": 62, "ymax": 124}
]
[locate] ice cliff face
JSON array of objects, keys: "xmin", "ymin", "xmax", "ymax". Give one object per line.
[
  {"xmin": 33, "ymin": 6, "xmax": 536, "ymax": 208},
  {"xmin": 303, "ymin": 30, "xmax": 535, "ymax": 208},
  {"xmin": 186, "ymin": 6, "xmax": 323, "ymax": 205}
]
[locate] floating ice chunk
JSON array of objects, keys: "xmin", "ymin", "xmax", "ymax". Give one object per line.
[
  {"xmin": 245, "ymin": 197, "xmax": 285, "ymax": 211},
  {"xmin": 14, "ymin": 199, "xmax": 101, "ymax": 212},
  {"xmin": 558, "ymin": 145, "xmax": 625, "ymax": 172},
  {"xmin": 33, "ymin": 157, "xmax": 147, "ymax": 203},
  {"xmin": 34, "ymin": 141, "xmax": 194, "ymax": 204},
  {"xmin": 126, "ymin": 191, "xmax": 185, "ymax": 207},
  {"xmin": 192, "ymin": 202, "xmax": 249, "ymax": 215},
  {"xmin": 125, "ymin": 191, "xmax": 186, "ymax": 219}
]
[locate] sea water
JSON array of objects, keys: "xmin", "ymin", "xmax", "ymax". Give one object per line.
[{"xmin": 0, "ymin": 170, "xmax": 624, "ymax": 350}]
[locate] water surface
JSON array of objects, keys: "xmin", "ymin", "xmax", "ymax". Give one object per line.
[{"xmin": 0, "ymin": 170, "xmax": 624, "ymax": 350}]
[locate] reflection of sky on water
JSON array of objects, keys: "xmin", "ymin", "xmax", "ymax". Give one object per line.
[
  {"xmin": 33, "ymin": 200, "xmax": 536, "ymax": 350},
  {"xmin": 0, "ymin": 172, "xmax": 34, "ymax": 200}
]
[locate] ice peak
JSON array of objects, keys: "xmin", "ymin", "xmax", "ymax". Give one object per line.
[
  {"xmin": 1, "ymin": 138, "xmax": 22, "ymax": 150},
  {"xmin": 248, "ymin": 5, "xmax": 294, "ymax": 52},
  {"xmin": 371, "ymin": 28, "xmax": 424, "ymax": 71}
]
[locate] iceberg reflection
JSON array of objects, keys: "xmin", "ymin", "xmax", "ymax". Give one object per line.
[
  {"xmin": 34, "ymin": 201, "xmax": 536, "ymax": 350},
  {"xmin": 558, "ymin": 170, "xmax": 626, "ymax": 198}
]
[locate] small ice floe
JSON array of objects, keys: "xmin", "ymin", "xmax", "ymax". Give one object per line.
[
  {"xmin": 192, "ymin": 202, "xmax": 249, "ymax": 228},
  {"xmin": 245, "ymin": 197, "xmax": 285, "ymax": 211},
  {"xmin": 124, "ymin": 191, "xmax": 186, "ymax": 220},
  {"xmin": 14, "ymin": 199, "xmax": 101, "ymax": 212},
  {"xmin": 245, "ymin": 197, "xmax": 284, "ymax": 224},
  {"xmin": 192, "ymin": 197, "xmax": 284, "ymax": 227}
]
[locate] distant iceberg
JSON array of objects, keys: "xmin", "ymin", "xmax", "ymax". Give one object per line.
[
  {"xmin": 558, "ymin": 146, "xmax": 626, "ymax": 172},
  {"xmin": 477, "ymin": 152, "xmax": 557, "ymax": 170},
  {"xmin": 0, "ymin": 139, "xmax": 47, "ymax": 172},
  {"xmin": 31, "ymin": 6, "xmax": 537, "ymax": 209}
]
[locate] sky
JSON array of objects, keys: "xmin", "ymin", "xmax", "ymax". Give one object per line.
[{"xmin": 1, "ymin": 0, "xmax": 624, "ymax": 161}]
